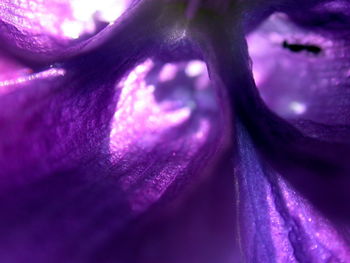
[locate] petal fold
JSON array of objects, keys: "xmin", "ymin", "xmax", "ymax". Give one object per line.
[{"xmin": 235, "ymin": 121, "xmax": 350, "ymax": 263}]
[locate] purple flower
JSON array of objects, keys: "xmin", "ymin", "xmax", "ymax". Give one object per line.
[{"xmin": 0, "ymin": 0, "xmax": 349, "ymax": 262}]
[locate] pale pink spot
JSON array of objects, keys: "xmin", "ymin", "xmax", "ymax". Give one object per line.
[
  {"xmin": 159, "ymin": 63, "xmax": 178, "ymax": 82},
  {"xmin": 185, "ymin": 60, "xmax": 206, "ymax": 77}
]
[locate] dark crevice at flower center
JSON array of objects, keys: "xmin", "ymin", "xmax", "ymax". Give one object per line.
[
  {"xmin": 282, "ymin": 40, "xmax": 322, "ymax": 55},
  {"xmin": 167, "ymin": 0, "xmax": 236, "ymax": 19}
]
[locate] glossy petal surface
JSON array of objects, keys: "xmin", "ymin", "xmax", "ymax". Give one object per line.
[
  {"xmin": 236, "ymin": 122, "xmax": 350, "ymax": 263},
  {"xmin": 0, "ymin": 0, "xmax": 134, "ymax": 62},
  {"xmin": 248, "ymin": 11, "xmax": 350, "ymax": 125},
  {"xmin": 0, "ymin": 0, "xmax": 350, "ymax": 262}
]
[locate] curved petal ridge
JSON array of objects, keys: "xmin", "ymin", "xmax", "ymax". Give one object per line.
[
  {"xmin": 235, "ymin": 121, "xmax": 350, "ymax": 263},
  {"xmin": 0, "ymin": 0, "xmax": 138, "ymax": 63},
  {"xmin": 108, "ymin": 57, "xmax": 230, "ymax": 214},
  {"xmin": 0, "ymin": 48, "xmax": 230, "ymax": 263},
  {"xmin": 248, "ymin": 11, "xmax": 350, "ymax": 125},
  {"xmin": 196, "ymin": 15, "xmax": 350, "ymax": 221}
]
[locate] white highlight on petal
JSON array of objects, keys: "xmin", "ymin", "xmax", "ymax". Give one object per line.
[
  {"xmin": 71, "ymin": 0, "xmax": 130, "ymax": 23},
  {"xmin": 0, "ymin": 67, "xmax": 66, "ymax": 95},
  {"xmin": 61, "ymin": 20, "xmax": 84, "ymax": 39},
  {"xmin": 289, "ymin": 101, "xmax": 307, "ymax": 115},
  {"xmin": 159, "ymin": 63, "xmax": 178, "ymax": 82},
  {"xmin": 0, "ymin": 68, "xmax": 65, "ymax": 87},
  {"xmin": 110, "ymin": 59, "xmax": 217, "ymax": 214},
  {"xmin": 0, "ymin": 0, "xmax": 130, "ymax": 40},
  {"xmin": 247, "ymin": 33, "xmax": 272, "ymax": 86},
  {"xmin": 185, "ymin": 60, "xmax": 206, "ymax": 77},
  {"xmin": 98, "ymin": 0, "xmax": 130, "ymax": 22},
  {"xmin": 60, "ymin": 0, "xmax": 132, "ymax": 39},
  {"xmin": 110, "ymin": 58, "xmax": 215, "ymax": 159},
  {"xmin": 194, "ymin": 119, "xmax": 210, "ymax": 141},
  {"xmin": 110, "ymin": 59, "xmax": 192, "ymax": 153}
]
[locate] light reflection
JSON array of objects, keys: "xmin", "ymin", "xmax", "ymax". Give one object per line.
[
  {"xmin": 3, "ymin": 0, "xmax": 133, "ymax": 40},
  {"xmin": 71, "ymin": 0, "xmax": 131, "ymax": 23},
  {"xmin": 158, "ymin": 63, "xmax": 178, "ymax": 82},
  {"xmin": 194, "ymin": 119, "xmax": 210, "ymax": 141},
  {"xmin": 0, "ymin": 68, "xmax": 66, "ymax": 94},
  {"xmin": 66, "ymin": 0, "xmax": 132, "ymax": 38},
  {"xmin": 289, "ymin": 101, "xmax": 307, "ymax": 115},
  {"xmin": 110, "ymin": 59, "xmax": 215, "ymax": 213},
  {"xmin": 156, "ymin": 60, "xmax": 210, "ymax": 90},
  {"xmin": 277, "ymin": 177, "xmax": 350, "ymax": 261},
  {"xmin": 61, "ymin": 20, "xmax": 86, "ymax": 39},
  {"xmin": 185, "ymin": 60, "xmax": 207, "ymax": 77},
  {"xmin": 247, "ymin": 12, "xmax": 337, "ymax": 121},
  {"xmin": 109, "ymin": 58, "xmax": 214, "ymax": 155},
  {"xmin": 247, "ymin": 32, "xmax": 274, "ymax": 87},
  {"xmin": 110, "ymin": 59, "xmax": 192, "ymax": 153}
]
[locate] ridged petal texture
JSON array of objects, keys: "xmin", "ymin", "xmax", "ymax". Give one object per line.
[
  {"xmin": 236, "ymin": 122, "xmax": 350, "ymax": 262},
  {"xmin": 0, "ymin": 0, "xmax": 135, "ymax": 62},
  {"xmin": 0, "ymin": 2, "xmax": 231, "ymax": 262},
  {"xmin": 0, "ymin": 0, "xmax": 349, "ymax": 262}
]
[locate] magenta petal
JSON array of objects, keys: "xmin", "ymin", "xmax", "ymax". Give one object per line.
[
  {"xmin": 0, "ymin": 0, "xmax": 82, "ymax": 61},
  {"xmin": 0, "ymin": 65, "xmax": 119, "ymax": 262},
  {"xmin": 0, "ymin": 65, "xmax": 117, "ymax": 190},
  {"xmin": 0, "ymin": 0, "xmax": 136, "ymax": 63},
  {"xmin": 0, "ymin": 3, "xmax": 234, "ymax": 261},
  {"xmin": 0, "ymin": 51, "xmax": 231, "ymax": 262},
  {"xmin": 93, "ymin": 153, "xmax": 238, "ymax": 263},
  {"xmin": 1, "ymin": 1, "xmax": 350, "ymax": 262},
  {"xmin": 248, "ymin": 11, "xmax": 350, "ymax": 125},
  {"xmin": 193, "ymin": 15, "xmax": 350, "ymax": 222},
  {"xmin": 107, "ymin": 57, "xmax": 232, "ymax": 218}
]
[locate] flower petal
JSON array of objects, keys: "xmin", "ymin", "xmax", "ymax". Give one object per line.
[
  {"xmin": 248, "ymin": 10, "xmax": 350, "ymax": 125},
  {"xmin": 0, "ymin": 0, "xmax": 135, "ymax": 63},
  {"xmin": 191, "ymin": 13, "xmax": 350, "ymax": 222},
  {"xmin": 0, "ymin": 52, "xmax": 230, "ymax": 263},
  {"xmin": 235, "ymin": 121, "xmax": 350, "ymax": 262},
  {"xmin": 93, "ymin": 153, "xmax": 238, "ymax": 263}
]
